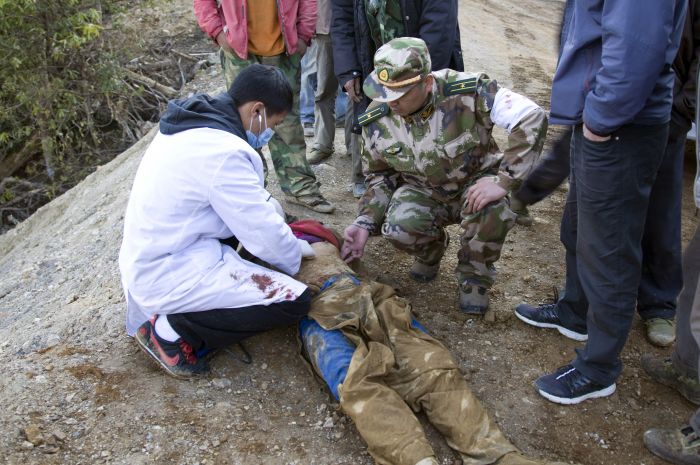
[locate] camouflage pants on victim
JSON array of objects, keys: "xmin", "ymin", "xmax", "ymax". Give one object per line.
[
  {"xmin": 220, "ymin": 49, "xmax": 322, "ymax": 198},
  {"xmin": 380, "ymin": 182, "xmax": 517, "ymax": 289}
]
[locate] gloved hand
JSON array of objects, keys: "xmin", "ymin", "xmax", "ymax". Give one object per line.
[{"xmin": 298, "ymin": 239, "xmax": 316, "ymax": 258}]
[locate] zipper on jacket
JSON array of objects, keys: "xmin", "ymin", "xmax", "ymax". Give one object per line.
[{"xmin": 276, "ymin": 0, "xmax": 290, "ymax": 56}]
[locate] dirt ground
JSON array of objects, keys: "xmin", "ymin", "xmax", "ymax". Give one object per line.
[{"xmin": 0, "ymin": 1, "xmax": 698, "ymax": 464}]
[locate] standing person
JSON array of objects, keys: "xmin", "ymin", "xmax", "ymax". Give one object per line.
[
  {"xmin": 119, "ymin": 65, "xmax": 316, "ymax": 379},
  {"xmin": 515, "ymin": 0, "xmax": 697, "ymax": 348},
  {"xmin": 194, "ymin": 0, "xmax": 335, "ymax": 214},
  {"xmin": 341, "ymin": 37, "xmax": 547, "ymax": 314},
  {"xmin": 513, "ymin": 0, "xmax": 687, "ymax": 405},
  {"xmin": 306, "ymin": 0, "xmax": 353, "ymax": 188},
  {"xmin": 644, "ymin": 54, "xmax": 700, "ymax": 464},
  {"xmin": 331, "ymin": 0, "xmax": 464, "ymax": 200}
]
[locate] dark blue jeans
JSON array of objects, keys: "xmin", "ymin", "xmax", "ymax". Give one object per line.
[{"xmin": 557, "ymin": 122, "xmax": 673, "ymax": 385}]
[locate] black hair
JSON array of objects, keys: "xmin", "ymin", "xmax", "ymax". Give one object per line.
[{"xmin": 228, "ymin": 64, "xmax": 293, "ymax": 116}]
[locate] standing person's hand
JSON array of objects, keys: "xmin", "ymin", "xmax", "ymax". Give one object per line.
[
  {"xmin": 341, "ymin": 225, "xmax": 370, "ymax": 262},
  {"xmin": 582, "ymin": 124, "xmax": 611, "ymax": 142},
  {"xmin": 215, "ymin": 31, "xmax": 234, "ymax": 54},
  {"xmin": 344, "ymin": 77, "xmax": 363, "ymax": 103},
  {"xmin": 465, "ymin": 177, "xmax": 508, "ymax": 214}
]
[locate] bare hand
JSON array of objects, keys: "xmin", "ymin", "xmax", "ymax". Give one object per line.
[
  {"xmin": 216, "ymin": 31, "xmax": 234, "ymax": 54},
  {"xmin": 465, "ymin": 177, "xmax": 508, "ymax": 214},
  {"xmin": 341, "ymin": 224, "xmax": 370, "ymax": 263},
  {"xmin": 343, "ymin": 77, "xmax": 362, "ymax": 103},
  {"xmin": 583, "ymin": 124, "xmax": 611, "ymax": 142}
]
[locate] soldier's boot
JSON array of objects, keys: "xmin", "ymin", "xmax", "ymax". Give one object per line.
[
  {"xmin": 409, "ymin": 259, "xmax": 440, "ymax": 283},
  {"xmin": 284, "ymin": 192, "xmax": 335, "ymax": 214},
  {"xmin": 510, "ymin": 196, "xmax": 533, "ymax": 227},
  {"xmin": 459, "ymin": 284, "xmax": 489, "ymax": 315}
]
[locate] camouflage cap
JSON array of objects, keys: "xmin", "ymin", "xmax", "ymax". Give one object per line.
[{"xmin": 363, "ymin": 37, "xmax": 432, "ymax": 103}]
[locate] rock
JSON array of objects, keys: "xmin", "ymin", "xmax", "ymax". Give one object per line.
[
  {"xmin": 24, "ymin": 424, "xmax": 44, "ymax": 445},
  {"xmin": 211, "ymin": 378, "xmax": 231, "ymax": 389},
  {"xmin": 20, "ymin": 441, "xmax": 34, "ymax": 450},
  {"xmin": 322, "ymin": 417, "xmax": 334, "ymax": 428},
  {"xmin": 52, "ymin": 430, "xmax": 67, "ymax": 442}
]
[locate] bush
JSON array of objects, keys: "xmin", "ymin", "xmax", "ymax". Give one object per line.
[{"xmin": 0, "ymin": 0, "xmax": 162, "ymax": 230}]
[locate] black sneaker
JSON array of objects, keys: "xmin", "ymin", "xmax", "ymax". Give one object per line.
[
  {"xmin": 135, "ymin": 316, "xmax": 210, "ymax": 379},
  {"xmin": 514, "ymin": 302, "xmax": 588, "ymax": 341},
  {"xmin": 644, "ymin": 426, "xmax": 700, "ymax": 465},
  {"xmin": 535, "ymin": 364, "xmax": 616, "ymax": 405}
]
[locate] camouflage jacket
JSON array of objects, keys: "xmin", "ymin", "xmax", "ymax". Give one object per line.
[{"xmin": 354, "ymin": 69, "xmax": 547, "ymax": 233}]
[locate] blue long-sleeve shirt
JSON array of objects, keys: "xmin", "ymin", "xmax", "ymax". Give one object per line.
[{"xmin": 550, "ymin": 0, "xmax": 687, "ymax": 135}]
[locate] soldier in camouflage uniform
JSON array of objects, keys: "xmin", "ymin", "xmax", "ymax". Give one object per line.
[{"xmin": 341, "ymin": 37, "xmax": 548, "ymax": 313}]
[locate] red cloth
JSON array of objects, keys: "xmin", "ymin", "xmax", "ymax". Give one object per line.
[{"xmin": 289, "ymin": 220, "xmax": 340, "ymax": 250}]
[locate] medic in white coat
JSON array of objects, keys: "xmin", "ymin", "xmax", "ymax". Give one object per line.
[{"xmin": 119, "ymin": 90, "xmax": 310, "ymax": 336}]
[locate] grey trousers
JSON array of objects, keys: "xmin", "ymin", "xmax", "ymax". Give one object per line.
[{"xmin": 311, "ymin": 35, "xmax": 352, "ymax": 155}]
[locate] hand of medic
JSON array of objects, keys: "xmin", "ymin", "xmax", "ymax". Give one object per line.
[{"xmin": 298, "ymin": 239, "xmax": 316, "ymax": 259}]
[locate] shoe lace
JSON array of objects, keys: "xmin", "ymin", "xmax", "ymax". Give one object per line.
[{"xmin": 178, "ymin": 340, "xmax": 199, "ymax": 365}]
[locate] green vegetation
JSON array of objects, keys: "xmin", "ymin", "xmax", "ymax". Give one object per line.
[{"xmin": 0, "ymin": 0, "xmax": 165, "ymax": 230}]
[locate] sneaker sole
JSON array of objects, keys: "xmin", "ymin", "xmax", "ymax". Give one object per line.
[
  {"xmin": 135, "ymin": 334, "xmax": 197, "ymax": 380},
  {"xmin": 514, "ymin": 309, "xmax": 588, "ymax": 342},
  {"xmin": 537, "ymin": 383, "xmax": 616, "ymax": 405}
]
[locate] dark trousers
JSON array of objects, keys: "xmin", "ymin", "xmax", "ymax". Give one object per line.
[
  {"xmin": 167, "ymin": 289, "xmax": 312, "ymax": 351},
  {"xmin": 557, "ymin": 123, "xmax": 670, "ymax": 386}
]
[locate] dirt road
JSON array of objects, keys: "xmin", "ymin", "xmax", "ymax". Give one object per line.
[{"xmin": 0, "ymin": 1, "xmax": 697, "ymax": 464}]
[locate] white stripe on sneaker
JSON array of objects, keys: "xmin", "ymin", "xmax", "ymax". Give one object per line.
[{"xmin": 555, "ymin": 367, "xmax": 576, "ymax": 380}]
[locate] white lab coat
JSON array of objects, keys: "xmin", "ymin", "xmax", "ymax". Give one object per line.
[{"xmin": 119, "ymin": 127, "xmax": 307, "ymax": 336}]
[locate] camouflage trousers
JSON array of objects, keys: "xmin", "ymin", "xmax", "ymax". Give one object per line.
[
  {"xmin": 306, "ymin": 275, "xmax": 518, "ymax": 465},
  {"xmin": 220, "ymin": 49, "xmax": 321, "ymax": 197},
  {"xmin": 381, "ymin": 182, "xmax": 517, "ymax": 289}
]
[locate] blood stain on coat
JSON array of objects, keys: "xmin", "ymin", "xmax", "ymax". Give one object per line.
[{"xmin": 251, "ymin": 274, "xmax": 274, "ymax": 292}]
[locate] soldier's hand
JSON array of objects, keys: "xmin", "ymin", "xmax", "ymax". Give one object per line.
[
  {"xmin": 296, "ymin": 40, "xmax": 308, "ymax": 57},
  {"xmin": 466, "ymin": 178, "xmax": 507, "ymax": 214},
  {"xmin": 341, "ymin": 225, "xmax": 370, "ymax": 263},
  {"xmin": 344, "ymin": 77, "xmax": 363, "ymax": 103},
  {"xmin": 215, "ymin": 31, "xmax": 235, "ymax": 54}
]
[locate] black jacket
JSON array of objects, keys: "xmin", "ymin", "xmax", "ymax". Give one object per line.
[
  {"xmin": 159, "ymin": 92, "xmax": 245, "ymax": 139},
  {"xmin": 672, "ymin": 0, "xmax": 699, "ymax": 127},
  {"xmin": 331, "ymin": 0, "xmax": 464, "ymax": 130}
]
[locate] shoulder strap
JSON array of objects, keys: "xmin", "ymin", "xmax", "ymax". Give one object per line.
[{"xmin": 358, "ymin": 103, "xmax": 390, "ymax": 126}]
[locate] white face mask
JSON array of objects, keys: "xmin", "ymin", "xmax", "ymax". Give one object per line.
[{"xmin": 246, "ymin": 108, "xmax": 275, "ymax": 149}]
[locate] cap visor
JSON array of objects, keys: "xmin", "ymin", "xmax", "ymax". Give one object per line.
[{"xmin": 363, "ymin": 71, "xmax": 416, "ymax": 103}]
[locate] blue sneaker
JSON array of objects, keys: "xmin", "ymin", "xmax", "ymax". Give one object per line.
[
  {"xmin": 535, "ymin": 364, "xmax": 616, "ymax": 405},
  {"xmin": 515, "ymin": 302, "xmax": 588, "ymax": 341}
]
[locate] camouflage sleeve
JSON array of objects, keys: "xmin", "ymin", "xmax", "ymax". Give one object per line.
[
  {"xmin": 497, "ymin": 107, "xmax": 548, "ymax": 192},
  {"xmin": 353, "ymin": 125, "xmax": 400, "ymax": 234},
  {"xmin": 475, "ymin": 80, "xmax": 548, "ymax": 192}
]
